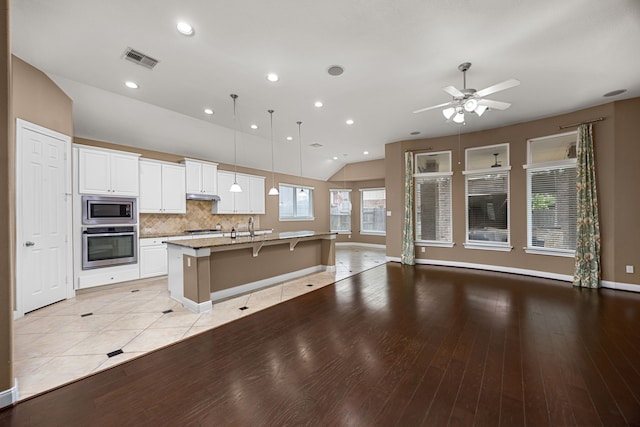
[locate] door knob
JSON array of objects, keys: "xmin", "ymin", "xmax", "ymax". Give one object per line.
[{"xmin": 25, "ymin": 241, "xmax": 35, "ymax": 247}]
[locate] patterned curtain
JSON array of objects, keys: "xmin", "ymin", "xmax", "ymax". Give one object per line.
[
  {"xmin": 573, "ymin": 124, "xmax": 601, "ymax": 288},
  {"xmin": 401, "ymin": 151, "xmax": 415, "ymax": 265}
]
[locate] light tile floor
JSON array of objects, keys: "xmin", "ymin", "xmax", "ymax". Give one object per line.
[{"xmin": 13, "ymin": 245, "xmax": 386, "ymax": 400}]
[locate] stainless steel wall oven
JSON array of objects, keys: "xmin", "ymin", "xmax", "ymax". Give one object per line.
[{"xmin": 82, "ymin": 226, "xmax": 137, "ymax": 269}]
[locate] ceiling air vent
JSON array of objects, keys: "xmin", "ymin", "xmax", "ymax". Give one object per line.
[
  {"xmin": 310, "ymin": 143, "xmax": 323, "ymax": 148},
  {"xmin": 123, "ymin": 47, "xmax": 159, "ymax": 69}
]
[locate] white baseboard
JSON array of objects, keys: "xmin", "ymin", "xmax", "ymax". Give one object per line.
[
  {"xmin": 0, "ymin": 379, "xmax": 18, "ymax": 409},
  {"xmin": 182, "ymin": 298, "xmax": 213, "ymax": 314},
  {"xmin": 387, "ymin": 257, "xmax": 640, "ymax": 293},
  {"xmin": 210, "ymin": 265, "xmax": 326, "ymax": 302},
  {"xmin": 336, "ymin": 242, "xmax": 386, "ymax": 249},
  {"xmin": 601, "ymin": 280, "xmax": 640, "ymax": 293}
]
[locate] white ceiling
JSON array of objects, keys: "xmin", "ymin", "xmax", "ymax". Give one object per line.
[{"xmin": 10, "ymin": 0, "xmax": 640, "ymax": 180}]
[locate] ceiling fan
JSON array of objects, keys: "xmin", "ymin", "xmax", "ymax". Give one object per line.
[{"xmin": 413, "ymin": 62, "xmax": 520, "ymax": 123}]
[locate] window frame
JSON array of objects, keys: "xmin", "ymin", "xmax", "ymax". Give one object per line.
[
  {"xmin": 463, "ymin": 143, "xmax": 512, "ymax": 251},
  {"xmin": 359, "ymin": 187, "xmax": 386, "ymax": 236},
  {"xmin": 524, "ymin": 131, "xmax": 578, "ymax": 257},
  {"xmin": 414, "ymin": 150, "xmax": 454, "ymax": 247},
  {"xmin": 278, "ymin": 183, "xmax": 315, "ymax": 221},
  {"xmin": 329, "ymin": 188, "xmax": 352, "ymax": 234}
]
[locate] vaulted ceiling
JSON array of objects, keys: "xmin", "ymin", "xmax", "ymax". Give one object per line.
[{"xmin": 10, "ymin": 0, "xmax": 640, "ymax": 180}]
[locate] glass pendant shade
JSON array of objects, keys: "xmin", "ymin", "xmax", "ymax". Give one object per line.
[
  {"xmin": 442, "ymin": 107, "xmax": 456, "ymax": 119},
  {"xmin": 268, "ymin": 186, "xmax": 279, "ymax": 196},
  {"xmin": 453, "ymin": 111, "xmax": 465, "ymax": 123},
  {"xmin": 230, "ymin": 181, "xmax": 242, "ymax": 193}
]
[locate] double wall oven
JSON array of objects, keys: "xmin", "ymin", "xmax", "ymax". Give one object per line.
[{"xmin": 81, "ymin": 196, "xmax": 138, "ymax": 269}]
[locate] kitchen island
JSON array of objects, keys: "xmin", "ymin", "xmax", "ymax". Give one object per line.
[{"xmin": 166, "ymin": 231, "xmax": 336, "ymax": 313}]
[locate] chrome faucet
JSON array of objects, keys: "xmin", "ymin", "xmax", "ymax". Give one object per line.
[{"xmin": 248, "ymin": 216, "xmax": 255, "ymax": 238}]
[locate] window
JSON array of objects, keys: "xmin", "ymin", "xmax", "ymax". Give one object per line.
[
  {"xmin": 464, "ymin": 144, "xmax": 511, "ymax": 250},
  {"xmin": 330, "ymin": 189, "xmax": 352, "ymax": 233},
  {"xmin": 525, "ymin": 132, "xmax": 577, "ymax": 256},
  {"xmin": 279, "ymin": 184, "xmax": 314, "ymax": 220},
  {"xmin": 360, "ymin": 188, "xmax": 386, "ymax": 235},
  {"xmin": 414, "ymin": 151, "xmax": 453, "ymax": 245}
]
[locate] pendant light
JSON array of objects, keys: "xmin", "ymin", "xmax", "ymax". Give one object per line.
[
  {"xmin": 229, "ymin": 94, "xmax": 242, "ymax": 193},
  {"xmin": 297, "ymin": 121, "xmax": 304, "ymax": 194},
  {"xmin": 267, "ymin": 109, "xmax": 279, "ymax": 196}
]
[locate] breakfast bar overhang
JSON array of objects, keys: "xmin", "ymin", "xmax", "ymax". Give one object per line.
[{"xmin": 166, "ymin": 231, "xmax": 337, "ymax": 313}]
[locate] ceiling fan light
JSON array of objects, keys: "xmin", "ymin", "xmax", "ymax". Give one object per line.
[
  {"xmin": 453, "ymin": 111, "xmax": 465, "ymax": 123},
  {"xmin": 268, "ymin": 186, "xmax": 279, "ymax": 196},
  {"xmin": 442, "ymin": 107, "xmax": 456, "ymax": 119},
  {"xmin": 475, "ymin": 105, "xmax": 488, "ymax": 117},
  {"xmin": 464, "ymin": 98, "xmax": 478, "ymax": 112}
]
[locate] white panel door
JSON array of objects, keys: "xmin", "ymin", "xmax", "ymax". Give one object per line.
[
  {"xmin": 110, "ymin": 153, "xmax": 139, "ymax": 196},
  {"xmin": 216, "ymin": 171, "xmax": 235, "ymax": 213},
  {"xmin": 78, "ymin": 148, "xmax": 110, "ymax": 194},
  {"xmin": 201, "ymin": 163, "xmax": 218, "ymax": 195},
  {"xmin": 249, "ymin": 176, "xmax": 265, "ymax": 214},
  {"xmin": 19, "ymin": 126, "xmax": 70, "ymax": 313}
]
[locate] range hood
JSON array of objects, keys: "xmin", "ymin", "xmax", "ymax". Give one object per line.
[{"xmin": 186, "ymin": 193, "xmax": 221, "ymax": 201}]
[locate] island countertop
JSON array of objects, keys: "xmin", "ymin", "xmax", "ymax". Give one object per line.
[{"xmin": 165, "ymin": 230, "xmax": 336, "ymax": 250}]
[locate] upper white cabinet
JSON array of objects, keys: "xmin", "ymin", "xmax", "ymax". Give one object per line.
[
  {"xmin": 77, "ymin": 146, "xmax": 140, "ymax": 196},
  {"xmin": 216, "ymin": 170, "xmax": 265, "ymax": 214},
  {"xmin": 139, "ymin": 160, "xmax": 186, "ymax": 214},
  {"xmin": 183, "ymin": 159, "xmax": 218, "ymax": 196}
]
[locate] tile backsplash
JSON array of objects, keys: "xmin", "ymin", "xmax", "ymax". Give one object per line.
[{"xmin": 140, "ymin": 200, "xmax": 261, "ymax": 236}]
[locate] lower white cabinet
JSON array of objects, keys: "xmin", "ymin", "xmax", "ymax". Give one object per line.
[{"xmin": 139, "ymin": 238, "xmax": 168, "ymax": 278}]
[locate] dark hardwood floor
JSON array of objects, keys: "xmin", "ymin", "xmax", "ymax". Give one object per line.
[{"xmin": 2, "ymin": 263, "xmax": 640, "ymax": 426}]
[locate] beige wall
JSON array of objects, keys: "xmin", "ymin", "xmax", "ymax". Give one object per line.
[
  {"xmin": 386, "ymin": 99, "xmax": 640, "ymax": 285},
  {"xmin": 1, "ymin": 54, "xmax": 74, "ymax": 396},
  {"xmin": 1, "ymin": 0, "xmax": 12, "ymax": 395},
  {"xmin": 328, "ymin": 159, "xmax": 385, "ymax": 181}
]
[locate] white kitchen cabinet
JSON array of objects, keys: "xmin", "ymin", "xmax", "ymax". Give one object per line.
[
  {"xmin": 78, "ymin": 146, "xmax": 140, "ymax": 196},
  {"xmin": 215, "ymin": 170, "xmax": 265, "ymax": 214},
  {"xmin": 139, "ymin": 160, "xmax": 186, "ymax": 214},
  {"xmin": 183, "ymin": 159, "xmax": 218, "ymax": 196},
  {"xmin": 139, "ymin": 238, "xmax": 168, "ymax": 278}
]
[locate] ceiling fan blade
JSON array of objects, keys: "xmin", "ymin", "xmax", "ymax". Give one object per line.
[
  {"xmin": 477, "ymin": 99, "xmax": 511, "ymax": 110},
  {"xmin": 412, "ymin": 101, "xmax": 453, "ymax": 114},
  {"xmin": 443, "ymin": 85, "xmax": 464, "ymax": 98},
  {"xmin": 475, "ymin": 79, "xmax": 520, "ymax": 97}
]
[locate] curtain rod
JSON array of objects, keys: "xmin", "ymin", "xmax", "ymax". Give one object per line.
[{"xmin": 559, "ymin": 117, "xmax": 605, "ymax": 130}]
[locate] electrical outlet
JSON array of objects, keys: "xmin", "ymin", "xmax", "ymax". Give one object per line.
[
  {"xmin": 348, "ymin": 234, "xmax": 352, "ymax": 239},
  {"xmin": 626, "ymin": 265, "xmax": 634, "ymax": 274},
  {"xmin": 421, "ymin": 247, "xmax": 425, "ymax": 253},
  {"xmin": 386, "ymin": 211, "xmax": 391, "ymax": 217}
]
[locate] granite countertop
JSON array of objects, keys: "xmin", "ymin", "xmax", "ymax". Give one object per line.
[
  {"xmin": 140, "ymin": 229, "xmax": 271, "ymax": 239},
  {"xmin": 165, "ymin": 230, "xmax": 336, "ymax": 249}
]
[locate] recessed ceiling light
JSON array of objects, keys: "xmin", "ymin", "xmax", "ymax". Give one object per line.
[
  {"xmin": 333, "ymin": 156, "xmax": 338, "ymax": 160},
  {"xmin": 314, "ymin": 101, "xmax": 323, "ymax": 108},
  {"xmin": 250, "ymin": 124, "xmax": 258, "ymax": 130},
  {"xmin": 125, "ymin": 81, "xmax": 139, "ymax": 89},
  {"xmin": 346, "ymin": 119, "xmax": 354, "ymax": 125},
  {"xmin": 204, "ymin": 108, "xmax": 214, "ymax": 115},
  {"xmin": 363, "ymin": 151, "xmax": 369, "ymax": 155},
  {"xmin": 603, "ymin": 89, "xmax": 627, "ymax": 97},
  {"xmin": 266, "ymin": 73, "xmax": 279, "ymax": 82},
  {"xmin": 176, "ymin": 22, "xmax": 194, "ymax": 36},
  {"xmin": 286, "ymin": 136, "xmax": 293, "ymax": 141}
]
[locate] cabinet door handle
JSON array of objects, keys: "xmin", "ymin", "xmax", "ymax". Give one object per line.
[{"xmin": 25, "ymin": 241, "xmax": 35, "ymax": 247}]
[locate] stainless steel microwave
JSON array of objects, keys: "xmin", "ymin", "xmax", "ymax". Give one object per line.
[{"xmin": 81, "ymin": 195, "xmax": 137, "ymax": 225}]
